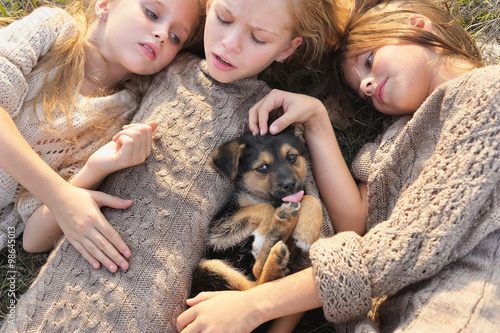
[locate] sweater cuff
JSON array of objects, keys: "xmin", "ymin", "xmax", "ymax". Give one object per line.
[{"xmin": 309, "ymin": 232, "xmax": 372, "ymax": 323}]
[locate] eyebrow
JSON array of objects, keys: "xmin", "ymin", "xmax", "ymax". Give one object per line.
[{"xmin": 223, "ymin": 3, "xmax": 279, "ymax": 36}]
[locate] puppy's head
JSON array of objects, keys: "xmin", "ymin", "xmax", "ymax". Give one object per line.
[{"xmin": 211, "ymin": 123, "xmax": 309, "ymax": 206}]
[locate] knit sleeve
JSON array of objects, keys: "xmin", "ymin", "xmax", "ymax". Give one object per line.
[
  {"xmin": 0, "ymin": 7, "xmax": 76, "ymax": 117},
  {"xmin": 310, "ymin": 69, "xmax": 500, "ymax": 323}
]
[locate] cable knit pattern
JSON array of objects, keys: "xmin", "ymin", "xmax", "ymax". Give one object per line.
[
  {"xmin": 0, "ymin": 7, "xmax": 137, "ymax": 248},
  {"xmin": 2, "ymin": 54, "xmax": 334, "ymax": 332},
  {"xmin": 310, "ymin": 65, "xmax": 500, "ymax": 331}
]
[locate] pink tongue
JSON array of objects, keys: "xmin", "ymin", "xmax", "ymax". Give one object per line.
[{"xmin": 282, "ymin": 190, "xmax": 304, "ymax": 203}]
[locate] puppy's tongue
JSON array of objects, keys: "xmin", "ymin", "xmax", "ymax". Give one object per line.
[{"xmin": 282, "ymin": 190, "xmax": 304, "ymax": 203}]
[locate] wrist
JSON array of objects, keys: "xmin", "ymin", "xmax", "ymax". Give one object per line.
[{"xmin": 69, "ymin": 164, "xmax": 107, "ymax": 190}]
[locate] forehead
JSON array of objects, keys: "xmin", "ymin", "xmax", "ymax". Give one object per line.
[{"xmin": 214, "ymin": 0, "xmax": 292, "ymax": 31}]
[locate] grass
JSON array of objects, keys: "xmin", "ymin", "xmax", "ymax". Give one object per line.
[{"xmin": 0, "ymin": 0, "xmax": 498, "ymax": 329}]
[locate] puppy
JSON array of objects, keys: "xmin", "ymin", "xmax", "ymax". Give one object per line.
[{"xmin": 190, "ymin": 123, "xmax": 323, "ymax": 296}]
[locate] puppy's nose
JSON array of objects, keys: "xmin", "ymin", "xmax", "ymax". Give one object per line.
[{"xmin": 282, "ymin": 180, "xmax": 296, "ymax": 192}]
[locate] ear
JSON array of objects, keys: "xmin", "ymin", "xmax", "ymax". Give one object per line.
[
  {"xmin": 95, "ymin": 0, "xmax": 109, "ymax": 18},
  {"xmin": 276, "ymin": 36, "xmax": 303, "ymax": 62},
  {"xmin": 407, "ymin": 14, "xmax": 433, "ymax": 33},
  {"xmin": 206, "ymin": 0, "xmax": 211, "ymax": 13},
  {"xmin": 290, "ymin": 123, "xmax": 305, "ymax": 143},
  {"xmin": 211, "ymin": 140, "xmax": 246, "ymax": 180}
]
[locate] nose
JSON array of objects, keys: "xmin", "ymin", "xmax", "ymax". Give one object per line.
[
  {"xmin": 360, "ymin": 77, "xmax": 374, "ymax": 96},
  {"xmin": 281, "ymin": 180, "xmax": 297, "ymax": 193},
  {"xmin": 152, "ymin": 26, "xmax": 167, "ymax": 44},
  {"xmin": 154, "ymin": 32, "xmax": 165, "ymax": 44},
  {"xmin": 222, "ymin": 28, "xmax": 242, "ymax": 54}
]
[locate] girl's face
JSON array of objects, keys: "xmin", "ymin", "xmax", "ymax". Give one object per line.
[
  {"xmin": 204, "ymin": 0, "xmax": 303, "ymax": 83},
  {"xmin": 92, "ymin": 0, "xmax": 200, "ymax": 79},
  {"xmin": 343, "ymin": 43, "xmax": 440, "ymax": 116}
]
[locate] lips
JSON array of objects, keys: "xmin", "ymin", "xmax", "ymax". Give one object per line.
[
  {"xmin": 375, "ymin": 78, "xmax": 387, "ymax": 104},
  {"xmin": 212, "ymin": 53, "xmax": 235, "ymax": 71},
  {"xmin": 140, "ymin": 43, "xmax": 158, "ymax": 60}
]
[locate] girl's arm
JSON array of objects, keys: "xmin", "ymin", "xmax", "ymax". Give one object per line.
[
  {"xmin": 176, "ymin": 267, "xmax": 322, "ymax": 332},
  {"xmin": 23, "ymin": 122, "xmax": 157, "ymax": 271},
  {"xmin": 1, "ymin": 108, "xmax": 131, "ymax": 271},
  {"xmin": 249, "ymin": 90, "xmax": 367, "ymax": 235}
]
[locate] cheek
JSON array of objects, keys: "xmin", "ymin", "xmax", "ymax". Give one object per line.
[{"xmin": 242, "ymin": 172, "xmax": 273, "ymax": 199}]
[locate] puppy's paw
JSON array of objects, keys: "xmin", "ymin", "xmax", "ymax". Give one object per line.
[
  {"xmin": 270, "ymin": 240, "xmax": 290, "ymax": 270},
  {"xmin": 257, "ymin": 241, "xmax": 290, "ymax": 282},
  {"xmin": 275, "ymin": 202, "xmax": 301, "ymax": 222}
]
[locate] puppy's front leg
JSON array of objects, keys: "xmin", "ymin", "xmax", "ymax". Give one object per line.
[
  {"xmin": 208, "ymin": 202, "xmax": 275, "ymax": 250},
  {"xmin": 253, "ymin": 202, "xmax": 300, "ymax": 279},
  {"xmin": 292, "ymin": 195, "xmax": 322, "ymax": 251}
]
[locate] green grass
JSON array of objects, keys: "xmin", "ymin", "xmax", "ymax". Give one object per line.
[{"xmin": 0, "ymin": 0, "xmax": 499, "ymax": 328}]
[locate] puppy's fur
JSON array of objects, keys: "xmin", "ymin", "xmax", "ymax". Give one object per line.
[{"xmin": 191, "ymin": 124, "xmax": 323, "ymax": 296}]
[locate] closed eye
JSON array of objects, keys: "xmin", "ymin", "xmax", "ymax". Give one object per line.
[
  {"xmin": 251, "ymin": 34, "xmax": 265, "ymax": 44},
  {"xmin": 217, "ymin": 13, "xmax": 231, "ymax": 25}
]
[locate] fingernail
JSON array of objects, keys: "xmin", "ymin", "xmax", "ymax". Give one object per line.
[
  {"xmin": 120, "ymin": 262, "xmax": 128, "ymax": 270},
  {"xmin": 108, "ymin": 264, "xmax": 116, "ymax": 272},
  {"xmin": 123, "ymin": 250, "xmax": 131, "ymax": 257},
  {"xmin": 270, "ymin": 126, "xmax": 278, "ymax": 134}
]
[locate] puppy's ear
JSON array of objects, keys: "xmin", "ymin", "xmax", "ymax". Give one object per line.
[
  {"xmin": 290, "ymin": 123, "xmax": 305, "ymax": 143},
  {"xmin": 211, "ymin": 140, "xmax": 246, "ymax": 180}
]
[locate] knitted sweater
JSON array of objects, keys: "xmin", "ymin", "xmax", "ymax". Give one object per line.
[
  {"xmin": 1, "ymin": 54, "xmax": 334, "ymax": 332},
  {"xmin": 311, "ymin": 65, "xmax": 500, "ymax": 332},
  {"xmin": 0, "ymin": 7, "xmax": 137, "ymax": 249}
]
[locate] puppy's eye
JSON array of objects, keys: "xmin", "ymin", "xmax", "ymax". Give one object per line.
[
  {"xmin": 288, "ymin": 154, "xmax": 297, "ymax": 163},
  {"xmin": 256, "ymin": 164, "xmax": 268, "ymax": 173}
]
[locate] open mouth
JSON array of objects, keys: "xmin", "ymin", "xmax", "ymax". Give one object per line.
[
  {"xmin": 140, "ymin": 43, "xmax": 156, "ymax": 60},
  {"xmin": 217, "ymin": 55, "xmax": 232, "ymax": 66}
]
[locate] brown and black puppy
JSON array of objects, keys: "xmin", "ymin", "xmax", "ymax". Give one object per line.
[{"xmin": 190, "ymin": 123, "xmax": 323, "ymax": 296}]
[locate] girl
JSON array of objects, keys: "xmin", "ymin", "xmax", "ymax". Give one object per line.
[
  {"xmin": 5, "ymin": 0, "xmax": 345, "ymax": 331},
  {"xmin": 177, "ymin": 0, "xmax": 500, "ymax": 332},
  {"xmin": 0, "ymin": 0, "xmax": 204, "ymax": 272}
]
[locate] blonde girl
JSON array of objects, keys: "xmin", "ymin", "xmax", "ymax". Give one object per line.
[
  {"xmin": 178, "ymin": 0, "xmax": 500, "ymax": 332},
  {"xmin": 0, "ymin": 0, "xmax": 204, "ymax": 272}
]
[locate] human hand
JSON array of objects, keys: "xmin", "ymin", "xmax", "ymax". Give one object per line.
[
  {"xmin": 81, "ymin": 122, "xmax": 158, "ymax": 186},
  {"xmin": 177, "ymin": 291, "xmax": 267, "ymax": 332},
  {"xmin": 248, "ymin": 89, "xmax": 326, "ymax": 136},
  {"xmin": 47, "ymin": 183, "xmax": 133, "ymax": 272}
]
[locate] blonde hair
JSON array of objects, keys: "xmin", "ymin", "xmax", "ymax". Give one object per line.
[
  {"xmin": 285, "ymin": 0, "xmax": 346, "ymax": 67},
  {"xmin": 259, "ymin": 0, "xmax": 347, "ymax": 96},
  {"xmin": 6, "ymin": 0, "xmax": 206, "ymax": 144},
  {"xmin": 331, "ymin": 0, "xmax": 483, "ymax": 109}
]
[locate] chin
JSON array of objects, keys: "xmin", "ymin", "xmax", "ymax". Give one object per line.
[{"xmin": 207, "ymin": 68, "xmax": 235, "ymax": 84}]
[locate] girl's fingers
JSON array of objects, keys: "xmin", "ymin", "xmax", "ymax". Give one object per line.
[
  {"xmin": 91, "ymin": 191, "xmax": 132, "ymax": 258},
  {"xmin": 80, "ymin": 236, "xmax": 120, "ymax": 272},
  {"xmin": 70, "ymin": 240, "xmax": 100, "ymax": 270},
  {"xmin": 186, "ymin": 291, "xmax": 222, "ymax": 306}
]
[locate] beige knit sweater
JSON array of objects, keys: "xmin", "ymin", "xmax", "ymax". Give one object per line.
[
  {"xmin": 311, "ymin": 65, "xmax": 500, "ymax": 332},
  {"xmin": 1, "ymin": 53, "xmax": 334, "ymax": 332},
  {"xmin": 0, "ymin": 7, "xmax": 137, "ymax": 249}
]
